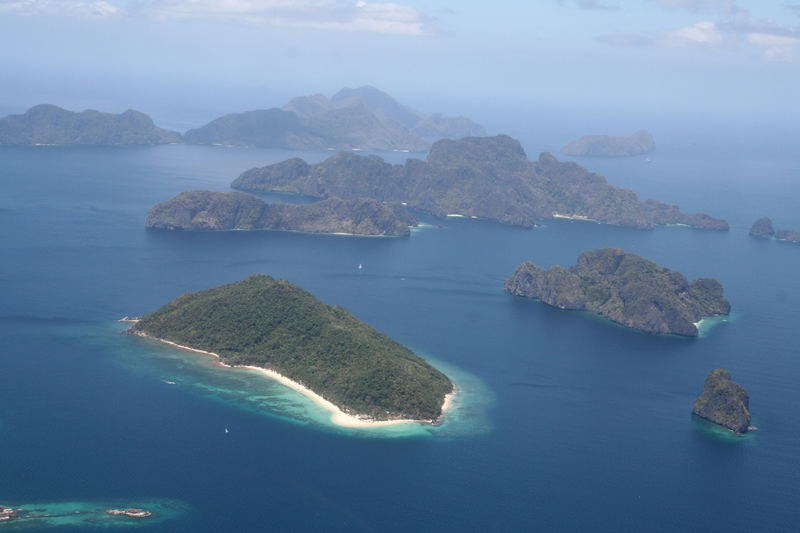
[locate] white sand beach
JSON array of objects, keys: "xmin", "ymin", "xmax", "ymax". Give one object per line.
[{"xmin": 132, "ymin": 331, "xmax": 454, "ymax": 428}]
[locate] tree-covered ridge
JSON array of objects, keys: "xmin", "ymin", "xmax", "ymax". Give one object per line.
[
  {"xmin": 232, "ymin": 134, "xmax": 728, "ymax": 230},
  {"xmin": 145, "ymin": 191, "xmax": 416, "ymax": 236},
  {"xmin": 184, "ymin": 85, "xmax": 485, "ymax": 151},
  {"xmin": 0, "ymin": 104, "xmax": 181, "ymax": 145},
  {"xmin": 505, "ymin": 248, "xmax": 731, "ymax": 336},
  {"xmin": 131, "ymin": 275, "xmax": 453, "ymax": 421}
]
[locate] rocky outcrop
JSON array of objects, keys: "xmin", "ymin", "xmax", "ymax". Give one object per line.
[
  {"xmin": 692, "ymin": 369, "xmax": 753, "ymax": 434},
  {"xmin": 105, "ymin": 508, "xmax": 153, "ymax": 518},
  {"xmin": 146, "ymin": 191, "xmax": 416, "ymax": 236},
  {"xmin": 0, "ymin": 104, "xmax": 181, "ymax": 145},
  {"xmin": 505, "ymin": 248, "xmax": 731, "ymax": 336},
  {"xmin": 233, "ymin": 134, "xmax": 728, "ymax": 231},
  {"xmin": 750, "ymin": 217, "xmax": 775, "ymax": 238},
  {"xmin": 750, "ymin": 217, "xmax": 800, "ymax": 243},
  {"xmin": 561, "ymin": 130, "xmax": 655, "ymax": 157}
]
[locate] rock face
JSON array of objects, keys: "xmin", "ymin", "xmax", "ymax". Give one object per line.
[
  {"xmin": 185, "ymin": 86, "xmax": 485, "ymax": 151},
  {"xmin": 233, "ymin": 134, "xmax": 728, "ymax": 230},
  {"xmin": 750, "ymin": 217, "xmax": 800, "ymax": 243},
  {"xmin": 749, "ymin": 217, "xmax": 775, "ymax": 238},
  {"xmin": 561, "ymin": 130, "xmax": 655, "ymax": 157},
  {"xmin": 131, "ymin": 274, "xmax": 453, "ymax": 421},
  {"xmin": 0, "ymin": 104, "xmax": 181, "ymax": 145},
  {"xmin": 146, "ymin": 191, "xmax": 416, "ymax": 236},
  {"xmin": 504, "ymin": 248, "xmax": 731, "ymax": 336},
  {"xmin": 692, "ymin": 369, "xmax": 752, "ymax": 434}
]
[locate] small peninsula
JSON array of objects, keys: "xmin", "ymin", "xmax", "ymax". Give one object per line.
[
  {"xmin": 233, "ymin": 134, "xmax": 727, "ymax": 230},
  {"xmin": 0, "ymin": 104, "xmax": 181, "ymax": 145},
  {"xmin": 749, "ymin": 216, "xmax": 800, "ymax": 244},
  {"xmin": 185, "ymin": 85, "xmax": 485, "ymax": 151},
  {"xmin": 146, "ymin": 191, "xmax": 416, "ymax": 236},
  {"xmin": 130, "ymin": 274, "xmax": 454, "ymax": 424},
  {"xmin": 692, "ymin": 369, "xmax": 753, "ymax": 434},
  {"xmin": 561, "ymin": 130, "xmax": 655, "ymax": 157},
  {"xmin": 504, "ymin": 248, "xmax": 730, "ymax": 336}
]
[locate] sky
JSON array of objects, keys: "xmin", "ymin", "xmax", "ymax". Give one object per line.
[{"xmin": 0, "ymin": 0, "xmax": 797, "ymax": 137}]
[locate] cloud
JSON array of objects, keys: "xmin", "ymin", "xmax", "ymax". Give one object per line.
[
  {"xmin": 653, "ymin": 0, "xmax": 738, "ymax": 14},
  {"xmin": 661, "ymin": 20, "xmax": 725, "ymax": 47},
  {"xmin": 599, "ymin": 3, "xmax": 800, "ymax": 61},
  {"xmin": 0, "ymin": 0, "xmax": 121, "ymax": 17},
  {"xmin": 557, "ymin": 0, "xmax": 618, "ymax": 10},
  {"xmin": 132, "ymin": 0, "xmax": 432, "ymax": 35}
]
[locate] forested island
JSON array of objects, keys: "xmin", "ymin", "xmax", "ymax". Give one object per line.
[
  {"xmin": 184, "ymin": 85, "xmax": 485, "ymax": 151},
  {"xmin": 130, "ymin": 274, "xmax": 454, "ymax": 423},
  {"xmin": 561, "ymin": 130, "xmax": 655, "ymax": 157},
  {"xmin": 692, "ymin": 369, "xmax": 754, "ymax": 434},
  {"xmin": 233, "ymin": 134, "xmax": 727, "ymax": 230},
  {"xmin": 750, "ymin": 217, "xmax": 800, "ymax": 244},
  {"xmin": 146, "ymin": 191, "xmax": 416, "ymax": 236},
  {"xmin": 0, "ymin": 104, "xmax": 181, "ymax": 145},
  {"xmin": 504, "ymin": 248, "xmax": 730, "ymax": 336}
]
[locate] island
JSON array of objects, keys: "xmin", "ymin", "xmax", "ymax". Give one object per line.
[
  {"xmin": 561, "ymin": 130, "xmax": 655, "ymax": 157},
  {"xmin": 129, "ymin": 274, "xmax": 454, "ymax": 424},
  {"xmin": 146, "ymin": 191, "xmax": 416, "ymax": 236},
  {"xmin": 692, "ymin": 369, "xmax": 754, "ymax": 434},
  {"xmin": 184, "ymin": 85, "xmax": 485, "ymax": 151},
  {"xmin": 504, "ymin": 248, "xmax": 731, "ymax": 336},
  {"xmin": 749, "ymin": 216, "xmax": 800, "ymax": 244},
  {"xmin": 0, "ymin": 104, "xmax": 181, "ymax": 145},
  {"xmin": 232, "ymin": 134, "xmax": 728, "ymax": 230}
]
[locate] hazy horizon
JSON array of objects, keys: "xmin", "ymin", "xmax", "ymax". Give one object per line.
[{"xmin": 1, "ymin": 0, "xmax": 798, "ymax": 149}]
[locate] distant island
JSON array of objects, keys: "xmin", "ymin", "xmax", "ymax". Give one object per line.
[
  {"xmin": 146, "ymin": 191, "xmax": 416, "ymax": 236},
  {"xmin": 0, "ymin": 104, "xmax": 181, "ymax": 145},
  {"xmin": 692, "ymin": 369, "xmax": 754, "ymax": 434},
  {"xmin": 749, "ymin": 216, "xmax": 800, "ymax": 244},
  {"xmin": 129, "ymin": 274, "xmax": 454, "ymax": 425},
  {"xmin": 561, "ymin": 130, "xmax": 655, "ymax": 157},
  {"xmin": 505, "ymin": 248, "xmax": 730, "ymax": 336},
  {"xmin": 184, "ymin": 85, "xmax": 486, "ymax": 151},
  {"xmin": 233, "ymin": 134, "xmax": 728, "ymax": 230}
]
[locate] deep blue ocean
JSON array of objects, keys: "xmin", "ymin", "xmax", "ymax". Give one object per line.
[{"xmin": 1, "ymin": 135, "xmax": 799, "ymax": 532}]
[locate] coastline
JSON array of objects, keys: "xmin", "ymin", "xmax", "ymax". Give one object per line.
[{"xmin": 129, "ymin": 329, "xmax": 454, "ymax": 428}]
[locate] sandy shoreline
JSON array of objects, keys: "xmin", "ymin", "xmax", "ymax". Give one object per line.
[{"xmin": 129, "ymin": 329, "xmax": 454, "ymax": 428}]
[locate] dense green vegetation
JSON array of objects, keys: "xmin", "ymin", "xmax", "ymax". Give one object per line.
[
  {"xmin": 505, "ymin": 248, "xmax": 731, "ymax": 336},
  {"xmin": 692, "ymin": 369, "xmax": 752, "ymax": 434},
  {"xmin": 132, "ymin": 275, "xmax": 453, "ymax": 421},
  {"xmin": 233, "ymin": 134, "xmax": 728, "ymax": 230}
]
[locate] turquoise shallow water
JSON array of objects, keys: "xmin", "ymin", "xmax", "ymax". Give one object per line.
[{"xmin": 1, "ymin": 142, "xmax": 799, "ymax": 531}]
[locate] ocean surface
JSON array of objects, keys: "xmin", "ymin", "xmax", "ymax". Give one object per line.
[{"xmin": 1, "ymin": 138, "xmax": 799, "ymax": 532}]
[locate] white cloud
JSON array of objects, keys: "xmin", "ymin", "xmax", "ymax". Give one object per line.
[
  {"xmin": 746, "ymin": 32, "xmax": 800, "ymax": 62},
  {"xmin": 661, "ymin": 21, "xmax": 725, "ymax": 47},
  {"xmin": 0, "ymin": 0, "xmax": 121, "ymax": 17},
  {"xmin": 654, "ymin": 0, "xmax": 738, "ymax": 14},
  {"xmin": 132, "ymin": 0, "xmax": 431, "ymax": 35}
]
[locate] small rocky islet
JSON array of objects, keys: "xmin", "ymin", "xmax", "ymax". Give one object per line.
[
  {"xmin": 750, "ymin": 216, "xmax": 800, "ymax": 244},
  {"xmin": 692, "ymin": 369, "xmax": 754, "ymax": 434},
  {"xmin": 561, "ymin": 130, "xmax": 656, "ymax": 157},
  {"xmin": 505, "ymin": 248, "xmax": 730, "ymax": 336},
  {"xmin": 145, "ymin": 191, "xmax": 416, "ymax": 236},
  {"xmin": 0, "ymin": 504, "xmax": 153, "ymax": 524}
]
